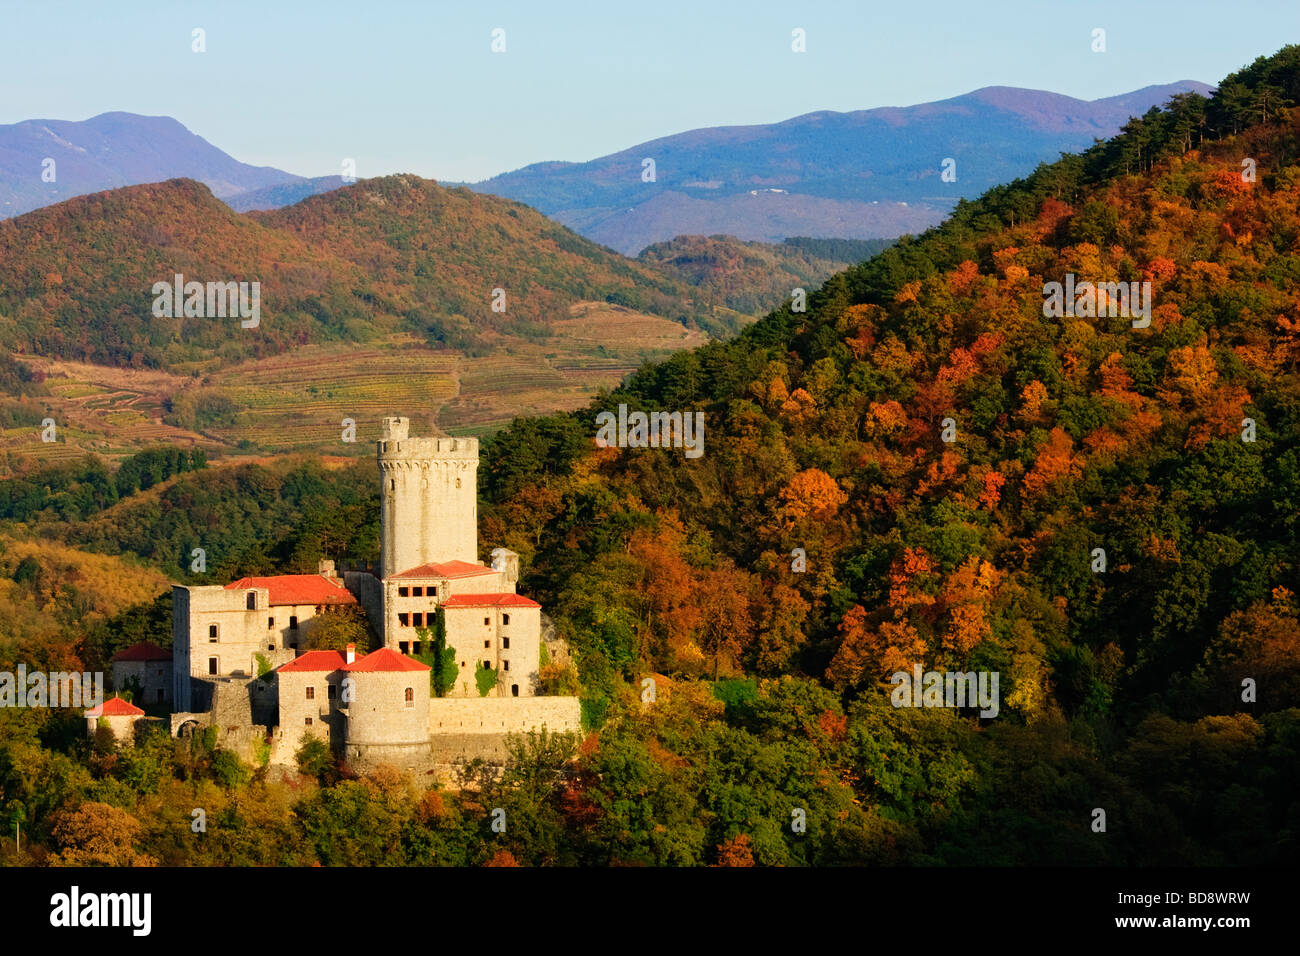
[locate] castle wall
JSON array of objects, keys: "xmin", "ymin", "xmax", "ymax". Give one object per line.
[
  {"xmin": 345, "ymin": 571, "xmax": 384, "ymax": 636},
  {"xmin": 173, "ymin": 587, "xmax": 191, "ymax": 710},
  {"xmin": 426, "ymin": 695, "xmax": 581, "ymax": 735}
]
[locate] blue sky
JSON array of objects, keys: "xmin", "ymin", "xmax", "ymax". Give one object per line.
[{"xmin": 2, "ymin": 1, "xmax": 1295, "ymax": 181}]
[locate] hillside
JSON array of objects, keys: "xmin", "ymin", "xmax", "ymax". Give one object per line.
[
  {"xmin": 0, "ymin": 174, "xmax": 722, "ymax": 371},
  {"xmin": 462, "ymin": 48, "xmax": 1300, "ymax": 863},
  {"xmin": 637, "ymin": 235, "xmax": 892, "ymax": 314},
  {"xmin": 0, "ymin": 175, "xmax": 732, "ymax": 464},
  {"xmin": 466, "ymin": 81, "xmax": 1212, "ymax": 253}
]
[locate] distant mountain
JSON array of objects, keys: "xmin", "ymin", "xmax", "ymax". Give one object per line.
[
  {"xmin": 0, "ymin": 175, "xmax": 721, "ymax": 372},
  {"xmin": 226, "ymin": 175, "xmax": 348, "ymax": 212},
  {"xmin": 0, "ymin": 112, "xmax": 304, "ymax": 218},
  {"xmin": 0, "ymin": 83, "xmax": 1212, "ymax": 248},
  {"xmin": 465, "ymin": 81, "xmax": 1213, "ymax": 253}
]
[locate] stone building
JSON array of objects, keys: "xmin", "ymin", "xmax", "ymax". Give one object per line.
[
  {"xmin": 172, "ymin": 567, "xmax": 357, "ymax": 711},
  {"xmin": 85, "ymin": 695, "xmax": 144, "ymax": 744},
  {"xmin": 110, "ymin": 642, "xmax": 173, "ymax": 707},
  {"xmin": 276, "ymin": 648, "xmax": 349, "ymax": 744}
]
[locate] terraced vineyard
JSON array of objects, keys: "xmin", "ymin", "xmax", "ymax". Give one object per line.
[{"xmin": 0, "ymin": 302, "xmax": 710, "ymax": 469}]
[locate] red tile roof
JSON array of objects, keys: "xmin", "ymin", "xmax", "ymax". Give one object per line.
[
  {"xmin": 86, "ymin": 695, "xmax": 144, "ymax": 717},
  {"xmin": 225, "ymin": 574, "xmax": 357, "ymax": 606},
  {"xmin": 390, "ymin": 560, "xmax": 498, "ymax": 580},
  {"xmin": 341, "ymin": 647, "xmax": 431, "ymax": 673},
  {"xmin": 111, "ymin": 641, "xmax": 172, "ymax": 662},
  {"xmin": 442, "ymin": 593, "xmax": 541, "ymax": 608},
  {"xmin": 277, "ymin": 650, "xmax": 347, "ymax": 673}
]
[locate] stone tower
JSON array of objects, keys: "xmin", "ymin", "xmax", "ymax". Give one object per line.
[{"xmin": 377, "ymin": 417, "xmax": 479, "ymax": 576}]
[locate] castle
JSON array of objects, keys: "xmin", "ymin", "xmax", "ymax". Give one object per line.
[{"xmin": 97, "ymin": 417, "xmax": 581, "ymax": 775}]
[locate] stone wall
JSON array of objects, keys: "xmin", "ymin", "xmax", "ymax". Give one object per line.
[
  {"xmin": 345, "ymin": 571, "xmax": 384, "ymax": 638},
  {"xmin": 173, "ymin": 584, "xmax": 306, "ymax": 692},
  {"xmin": 426, "ymin": 696, "xmax": 581, "ymax": 735},
  {"xmin": 112, "ymin": 659, "xmax": 172, "ymax": 707},
  {"xmin": 278, "ymin": 669, "xmax": 339, "ymax": 746}
]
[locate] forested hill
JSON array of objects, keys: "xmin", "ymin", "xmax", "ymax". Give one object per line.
[
  {"xmin": 464, "ymin": 47, "xmax": 1300, "ymax": 861},
  {"xmin": 0, "ymin": 174, "xmax": 721, "ymax": 371}
]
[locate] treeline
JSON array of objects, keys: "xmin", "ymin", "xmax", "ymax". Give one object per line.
[
  {"xmin": 0, "ymin": 446, "xmax": 207, "ymax": 523},
  {"xmin": 782, "ymin": 236, "xmax": 895, "ymax": 263},
  {"xmin": 61, "ymin": 458, "xmax": 379, "ymax": 580},
  {"xmin": 1, "ymin": 679, "xmax": 1295, "ymax": 866}
]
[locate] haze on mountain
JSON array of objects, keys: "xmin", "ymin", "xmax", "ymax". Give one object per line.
[
  {"xmin": 465, "ymin": 81, "xmax": 1212, "ymax": 253},
  {"xmin": 2, "ymin": 82, "xmax": 1210, "ymax": 255}
]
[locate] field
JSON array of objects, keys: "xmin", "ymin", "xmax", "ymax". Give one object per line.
[{"xmin": 0, "ymin": 302, "xmax": 709, "ymax": 470}]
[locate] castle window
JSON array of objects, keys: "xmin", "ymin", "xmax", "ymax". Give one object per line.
[
  {"xmin": 503, "ymin": 637, "xmax": 510, "ymax": 649},
  {"xmin": 484, "ymin": 640, "xmax": 490, "ymax": 648},
  {"xmin": 328, "ymin": 684, "xmax": 336, "ymax": 700},
  {"xmin": 268, "ymin": 616, "xmax": 275, "ymax": 629},
  {"xmin": 268, "ymin": 644, "xmax": 275, "ymax": 651},
  {"xmin": 306, "ymin": 686, "xmax": 315, "ymax": 700},
  {"xmin": 430, "ymin": 587, "xmax": 437, "ymax": 597},
  {"xmin": 305, "ymin": 717, "xmax": 313, "ymax": 726},
  {"xmin": 400, "ymin": 641, "xmax": 409, "ymax": 654},
  {"xmin": 398, "ymin": 587, "xmax": 409, "ymax": 597},
  {"xmin": 455, "ymin": 478, "xmax": 462, "ymax": 488},
  {"xmin": 247, "ymin": 592, "xmax": 256, "ymax": 610},
  {"xmin": 483, "ymin": 617, "xmax": 490, "ymax": 626},
  {"xmin": 404, "ymin": 687, "xmax": 414, "ymax": 707},
  {"xmin": 290, "ymin": 616, "xmax": 298, "ymax": 631},
  {"xmin": 208, "ymin": 657, "xmax": 218, "ymax": 675},
  {"xmin": 412, "ymin": 613, "xmax": 424, "ymax": 627},
  {"xmin": 502, "ymin": 660, "xmax": 509, "ymax": 672},
  {"xmin": 389, "ymin": 479, "xmax": 396, "ymax": 491},
  {"xmin": 208, "ymin": 624, "xmax": 219, "ymax": 642},
  {"xmin": 511, "ymin": 684, "xmax": 519, "ymax": 697},
  {"xmin": 413, "ymin": 587, "xmax": 423, "ymax": 597},
  {"xmin": 502, "ymin": 614, "xmax": 510, "ymax": 626},
  {"xmin": 398, "ymin": 613, "xmax": 409, "ymax": 626},
  {"xmin": 482, "ymin": 660, "xmax": 490, "ymax": 670},
  {"xmin": 157, "ymin": 689, "xmax": 165, "ymax": 702},
  {"xmin": 412, "ymin": 642, "xmax": 421, "ymax": 655}
]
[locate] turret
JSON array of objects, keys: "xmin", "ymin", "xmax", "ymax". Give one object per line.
[{"xmin": 377, "ymin": 417, "xmax": 479, "ymax": 577}]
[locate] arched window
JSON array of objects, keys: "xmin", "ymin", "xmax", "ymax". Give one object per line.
[{"xmin": 404, "ymin": 687, "xmax": 414, "ymax": 707}]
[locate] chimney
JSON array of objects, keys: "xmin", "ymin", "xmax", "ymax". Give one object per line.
[
  {"xmin": 318, "ymin": 558, "xmax": 337, "ymax": 580},
  {"xmin": 345, "ymin": 643, "xmax": 356, "ymax": 665}
]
